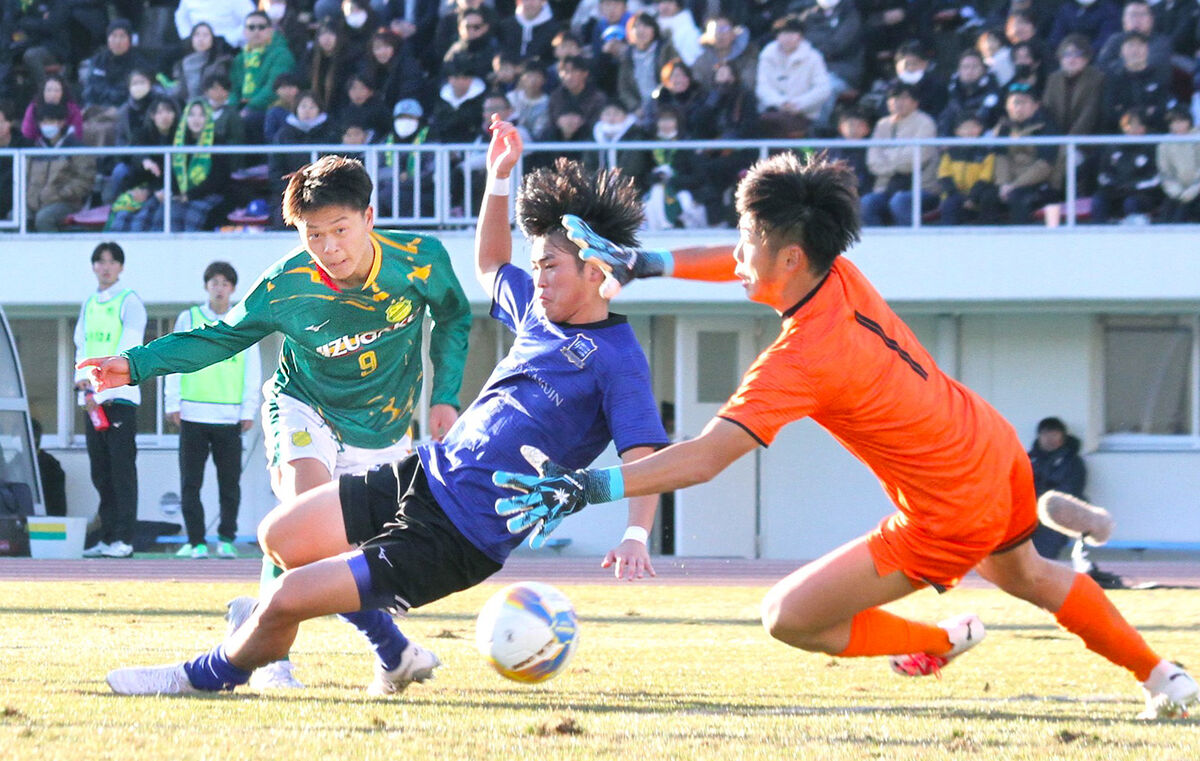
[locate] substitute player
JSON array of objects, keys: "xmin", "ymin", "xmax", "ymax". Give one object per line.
[
  {"xmin": 80, "ymin": 156, "xmax": 472, "ymax": 691},
  {"xmin": 104, "ymin": 120, "xmax": 666, "ymax": 696},
  {"xmin": 491, "ymin": 151, "xmax": 1199, "ymax": 719}
]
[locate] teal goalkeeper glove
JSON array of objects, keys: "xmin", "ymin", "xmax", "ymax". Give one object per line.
[
  {"xmin": 562, "ymin": 214, "xmax": 672, "ymax": 298},
  {"xmin": 493, "ymin": 445, "xmax": 624, "ymax": 549}
]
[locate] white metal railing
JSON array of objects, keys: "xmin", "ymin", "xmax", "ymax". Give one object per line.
[{"xmin": 2, "ymin": 133, "xmax": 1199, "ymax": 233}]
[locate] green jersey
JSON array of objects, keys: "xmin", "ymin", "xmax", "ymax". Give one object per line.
[{"xmin": 125, "ymin": 230, "xmax": 472, "ymax": 449}]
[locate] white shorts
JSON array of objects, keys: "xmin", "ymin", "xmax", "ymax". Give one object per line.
[{"xmin": 264, "ymin": 394, "xmax": 412, "ymax": 477}]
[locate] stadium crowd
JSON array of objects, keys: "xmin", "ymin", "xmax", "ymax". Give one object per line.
[{"xmin": 2, "ymin": 0, "xmax": 1200, "ymax": 230}]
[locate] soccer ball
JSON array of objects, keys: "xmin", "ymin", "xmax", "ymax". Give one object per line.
[{"xmin": 475, "ymin": 581, "xmax": 579, "ymax": 683}]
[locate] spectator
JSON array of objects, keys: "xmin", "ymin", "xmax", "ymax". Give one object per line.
[
  {"xmin": 380, "ymin": 0, "xmax": 439, "ymax": 64},
  {"xmin": 1043, "ymin": 34, "xmax": 1106, "ymax": 136},
  {"xmin": 106, "ymin": 97, "xmax": 181, "ymax": 228},
  {"xmin": 647, "ymin": 57, "xmax": 705, "ymax": 131},
  {"xmin": 1091, "ymin": 107, "xmax": 1161, "ymax": 223},
  {"xmin": 800, "ymin": 0, "xmax": 864, "ymax": 111},
  {"xmin": 75, "ymin": 242, "xmax": 145, "ymax": 559},
  {"xmin": 992, "ymin": 82, "xmax": 1058, "ymax": 224},
  {"xmin": 429, "ymin": 0, "xmax": 490, "ymax": 70},
  {"xmin": 755, "ymin": 14, "xmax": 832, "ymax": 139},
  {"xmin": 1157, "ymin": 108, "xmax": 1200, "ymax": 222},
  {"xmin": 114, "ymin": 69, "xmax": 165, "ymax": 150},
  {"xmin": 1155, "ymin": 0, "xmax": 1200, "ymax": 59},
  {"xmin": 1101, "ymin": 31, "xmax": 1172, "ymax": 132},
  {"xmin": 156, "ymin": 99, "xmax": 233, "ymax": 231},
  {"xmin": 488, "ymin": 51, "xmax": 522, "ymax": 93},
  {"xmin": 230, "ymin": 10, "xmax": 297, "ymax": 144},
  {"xmin": 378, "ymin": 98, "xmax": 434, "ymax": 218},
  {"xmin": 547, "ymin": 54, "xmax": 607, "ymax": 133},
  {"xmin": 164, "ymin": 261, "xmax": 261, "ymax": 560},
  {"xmin": 261, "ymin": 0, "xmax": 311, "ymax": 63},
  {"xmin": 977, "ymin": 27, "xmax": 1015, "ymax": 88},
  {"xmin": 80, "ymin": 18, "xmax": 147, "ymax": 145},
  {"xmin": 1004, "ymin": 10, "xmax": 1051, "ymax": 81},
  {"xmin": 21, "ymin": 74, "xmax": 85, "ymax": 142},
  {"xmin": 201, "ymin": 72, "xmax": 247, "ymax": 147},
  {"xmin": 1096, "ymin": 0, "xmax": 1172, "ymax": 78},
  {"xmin": 616, "ymin": 12, "xmax": 680, "ymax": 122},
  {"xmin": 936, "ymin": 113, "xmax": 1002, "ymax": 224},
  {"xmin": 859, "ymin": 0, "xmax": 923, "ymax": 85},
  {"xmin": 585, "ymin": 99, "xmax": 652, "ymax": 192},
  {"xmin": 691, "ymin": 13, "xmax": 758, "ymax": 93},
  {"xmin": 497, "ymin": 0, "xmax": 560, "ymax": 65},
  {"xmin": 5, "ymin": 0, "xmax": 71, "ymax": 99},
  {"xmin": 0, "ymin": 100, "xmax": 30, "ymax": 221},
  {"xmin": 170, "ymin": 22, "xmax": 235, "ymax": 106},
  {"xmin": 334, "ymin": 73, "xmax": 391, "ymax": 141},
  {"xmin": 63, "ymin": 0, "xmax": 108, "ymax": 75},
  {"xmin": 583, "ymin": 0, "xmax": 631, "ymax": 58},
  {"xmin": 428, "ymin": 55, "xmax": 487, "ymax": 143},
  {"xmin": 827, "ymin": 105, "xmax": 874, "ymax": 198},
  {"xmin": 263, "ymin": 71, "xmax": 302, "ymax": 143},
  {"xmin": 888, "ymin": 40, "xmax": 947, "ymax": 121},
  {"xmin": 507, "ymin": 62, "xmax": 551, "ymax": 138},
  {"xmin": 688, "ymin": 59, "xmax": 758, "ymax": 225},
  {"xmin": 937, "ymin": 49, "xmax": 1004, "ymax": 135},
  {"xmin": 268, "ymin": 91, "xmax": 339, "ymax": 225},
  {"xmin": 460, "ymin": 90, "xmax": 531, "ymax": 208},
  {"xmin": 1027, "ymin": 416, "xmax": 1086, "ymax": 559},
  {"xmin": 1049, "ymin": 0, "xmax": 1121, "ymax": 53},
  {"xmin": 442, "ymin": 6, "xmax": 501, "ymax": 80},
  {"xmin": 26, "ymin": 102, "xmax": 96, "ymax": 231},
  {"xmin": 30, "ymin": 419, "xmax": 67, "ymax": 517},
  {"xmin": 862, "ymin": 83, "xmax": 939, "ymax": 226},
  {"xmin": 532, "ymin": 105, "xmax": 589, "ymax": 161},
  {"xmin": 1010, "ymin": 42, "xmax": 1046, "ymax": 95},
  {"xmin": 338, "ymin": 0, "xmax": 382, "ymax": 64},
  {"xmin": 543, "ymin": 28, "xmax": 584, "ymax": 90},
  {"xmin": 302, "ymin": 21, "xmax": 351, "ymax": 118},
  {"xmin": 357, "ymin": 30, "xmax": 426, "ymax": 108},
  {"xmin": 653, "ymin": 0, "xmax": 701, "ymax": 66},
  {"xmin": 174, "ymin": 0, "xmax": 251, "ymax": 49},
  {"xmin": 642, "ymin": 105, "xmax": 709, "ymax": 229}
]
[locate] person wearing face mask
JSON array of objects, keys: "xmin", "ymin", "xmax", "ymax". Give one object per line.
[
  {"xmin": 585, "ymin": 100, "xmax": 652, "ymax": 193},
  {"xmin": 885, "ymin": 40, "xmax": 947, "ymax": 122},
  {"xmin": 379, "ymin": 98, "xmax": 435, "ymax": 217},
  {"xmin": 175, "ymin": 0, "xmax": 256, "ymax": 48},
  {"xmin": 27, "ymin": 102, "xmax": 98, "ymax": 232},
  {"xmin": 115, "ymin": 69, "xmax": 166, "ymax": 150},
  {"xmin": 339, "ymin": 0, "xmax": 382, "ymax": 64},
  {"xmin": 800, "ymin": 0, "xmax": 865, "ymax": 115},
  {"xmin": 1048, "ymin": 0, "xmax": 1121, "ymax": 53},
  {"xmin": 261, "ymin": 0, "xmax": 311, "ymax": 62}
]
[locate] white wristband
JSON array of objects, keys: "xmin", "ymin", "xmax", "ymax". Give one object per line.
[
  {"xmin": 486, "ymin": 174, "xmax": 511, "ymax": 196},
  {"xmin": 621, "ymin": 525, "xmax": 649, "ymax": 545}
]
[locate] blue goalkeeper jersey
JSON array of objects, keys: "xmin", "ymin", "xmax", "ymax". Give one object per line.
[{"xmin": 418, "ymin": 263, "xmax": 668, "ymax": 563}]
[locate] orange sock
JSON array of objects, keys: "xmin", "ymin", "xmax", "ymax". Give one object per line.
[
  {"xmin": 838, "ymin": 607, "xmax": 952, "ymax": 657},
  {"xmin": 672, "ymin": 249, "xmax": 738, "ymax": 282},
  {"xmin": 1054, "ymin": 572, "xmax": 1161, "ymax": 682}
]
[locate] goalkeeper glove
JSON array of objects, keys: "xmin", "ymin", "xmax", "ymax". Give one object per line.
[{"xmin": 562, "ymin": 214, "xmax": 673, "ymax": 298}]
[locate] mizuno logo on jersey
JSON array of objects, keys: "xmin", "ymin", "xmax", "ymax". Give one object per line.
[{"xmin": 315, "ymin": 319, "xmax": 410, "ymax": 358}]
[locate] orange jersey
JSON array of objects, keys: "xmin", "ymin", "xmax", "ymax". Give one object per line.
[{"xmin": 719, "ymin": 257, "xmax": 1031, "ymax": 546}]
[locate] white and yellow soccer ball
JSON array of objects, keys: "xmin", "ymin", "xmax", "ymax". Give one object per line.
[{"xmin": 475, "ymin": 581, "xmax": 579, "ymax": 683}]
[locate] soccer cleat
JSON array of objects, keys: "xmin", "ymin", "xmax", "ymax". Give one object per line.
[
  {"xmin": 191, "ymin": 544, "xmax": 209, "ymax": 559},
  {"xmin": 101, "ymin": 540, "xmax": 134, "ymax": 558},
  {"xmin": 249, "ymin": 659, "xmax": 304, "ymax": 689},
  {"xmin": 216, "ymin": 541, "xmax": 238, "ymax": 559},
  {"xmin": 889, "ymin": 613, "xmax": 985, "ymax": 677},
  {"xmin": 106, "ymin": 663, "xmax": 201, "ymax": 696},
  {"xmin": 82, "ymin": 541, "xmax": 111, "ymax": 558},
  {"xmin": 368, "ymin": 642, "xmax": 442, "ymax": 696},
  {"xmin": 1139, "ymin": 660, "xmax": 1199, "ymax": 719},
  {"xmin": 174, "ymin": 543, "xmax": 195, "ymax": 558},
  {"xmin": 224, "ymin": 595, "xmax": 257, "ymax": 637}
]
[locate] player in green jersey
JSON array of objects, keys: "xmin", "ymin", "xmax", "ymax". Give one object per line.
[{"xmin": 80, "ymin": 155, "xmax": 472, "ymax": 693}]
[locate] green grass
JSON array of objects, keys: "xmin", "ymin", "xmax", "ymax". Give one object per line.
[{"xmin": 1, "ymin": 581, "xmax": 1198, "ymax": 760}]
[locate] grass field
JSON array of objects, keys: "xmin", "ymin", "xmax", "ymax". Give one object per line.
[{"xmin": 1, "ymin": 580, "xmax": 1197, "ymax": 760}]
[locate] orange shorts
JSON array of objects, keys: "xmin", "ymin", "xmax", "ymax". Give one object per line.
[{"xmin": 865, "ymin": 452, "xmax": 1039, "ymax": 591}]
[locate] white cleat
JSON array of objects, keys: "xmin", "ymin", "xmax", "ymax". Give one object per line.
[
  {"xmin": 107, "ymin": 663, "xmax": 200, "ymax": 696},
  {"xmin": 889, "ymin": 613, "xmax": 985, "ymax": 677},
  {"xmin": 1140, "ymin": 660, "xmax": 1199, "ymax": 719},
  {"xmin": 249, "ymin": 659, "xmax": 304, "ymax": 689},
  {"xmin": 368, "ymin": 642, "xmax": 442, "ymax": 696},
  {"xmin": 82, "ymin": 541, "xmax": 111, "ymax": 558},
  {"xmin": 224, "ymin": 595, "xmax": 257, "ymax": 638}
]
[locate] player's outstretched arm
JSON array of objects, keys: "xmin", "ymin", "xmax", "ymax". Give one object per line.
[
  {"xmin": 601, "ymin": 445, "xmax": 659, "ymax": 582},
  {"xmin": 563, "ymin": 215, "xmax": 738, "ymax": 297},
  {"xmin": 76, "ymin": 356, "xmax": 132, "ymax": 391},
  {"xmin": 475, "ymin": 116, "xmax": 522, "ymax": 292}
]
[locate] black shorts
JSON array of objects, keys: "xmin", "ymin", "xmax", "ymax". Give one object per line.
[{"xmin": 339, "ymin": 454, "xmax": 502, "ymax": 611}]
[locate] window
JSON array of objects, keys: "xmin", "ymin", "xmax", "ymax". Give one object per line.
[{"xmin": 1103, "ymin": 315, "xmax": 1198, "ymax": 445}]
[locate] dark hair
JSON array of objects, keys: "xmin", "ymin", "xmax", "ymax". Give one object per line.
[
  {"xmin": 91, "ymin": 241, "xmax": 126, "ymax": 265},
  {"xmin": 293, "ymin": 89, "xmax": 324, "ymax": 113},
  {"xmin": 273, "ymin": 72, "xmax": 302, "ymax": 90},
  {"xmin": 1007, "ymin": 10, "xmax": 1036, "ymax": 26},
  {"xmin": 1037, "ymin": 416, "xmax": 1067, "ymax": 434},
  {"xmin": 772, "ymin": 14, "xmax": 805, "ymax": 36},
  {"xmin": 0, "ymin": 99, "xmax": 17, "ymax": 122},
  {"xmin": 735, "ymin": 152, "xmax": 861, "ymax": 275},
  {"xmin": 281, "ymin": 155, "xmax": 373, "ymax": 226},
  {"xmin": 659, "ymin": 57, "xmax": 692, "ymax": 87},
  {"xmin": 517, "ymin": 158, "xmax": 643, "ymax": 251},
  {"xmin": 204, "ymin": 261, "xmax": 237, "ymax": 286},
  {"xmin": 1166, "ymin": 107, "xmax": 1194, "ymax": 125},
  {"xmin": 202, "ymin": 72, "xmax": 232, "ymax": 92},
  {"xmin": 39, "ymin": 102, "xmax": 68, "ymax": 121},
  {"xmin": 627, "ymin": 11, "xmax": 659, "ymax": 40},
  {"xmin": 1121, "ymin": 30, "xmax": 1149, "ymax": 46},
  {"xmin": 958, "ymin": 48, "xmax": 984, "ymax": 65},
  {"xmin": 245, "ymin": 9, "xmax": 269, "ymax": 24},
  {"xmin": 558, "ymin": 54, "xmax": 590, "ymax": 73},
  {"xmin": 1058, "ymin": 33, "xmax": 1093, "ymax": 59}
]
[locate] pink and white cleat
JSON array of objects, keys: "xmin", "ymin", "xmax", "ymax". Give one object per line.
[{"xmin": 889, "ymin": 613, "xmax": 985, "ymax": 678}]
